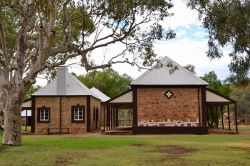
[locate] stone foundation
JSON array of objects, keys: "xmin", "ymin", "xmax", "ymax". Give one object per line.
[{"xmin": 138, "ymin": 119, "xmax": 199, "ymax": 127}]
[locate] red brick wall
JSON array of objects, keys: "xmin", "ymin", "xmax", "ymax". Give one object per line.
[
  {"xmin": 137, "ymin": 88, "xmax": 202, "ymax": 127},
  {"xmin": 61, "ymin": 97, "xmax": 88, "ymax": 134},
  {"xmin": 90, "ymin": 97, "xmax": 101, "ymax": 131},
  {"xmin": 34, "ymin": 96, "xmax": 88, "ymax": 134},
  {"xmin": 100, "ymin": 104, "xmax": 105, "ymax": 127}
]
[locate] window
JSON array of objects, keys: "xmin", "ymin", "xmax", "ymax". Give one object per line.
[
  {"xmin": 38, "ymin": 107, "xmax": 50, "ymax": 123},
  {"xmin": 72, "ymin": 105, "xmax": 85, "ymax": 123}
]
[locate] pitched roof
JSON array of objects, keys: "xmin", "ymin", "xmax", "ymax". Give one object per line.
[
  {"xmin": 131, "ymin": 56, "xmax": 208, "ymax": 86},
  {"xmin": 33, "ymin": 67, "xmax": 95, "ymax": 96},
  {"xmin": 90, "ymin": 87, "xmax": 110, "ymax": 102}
]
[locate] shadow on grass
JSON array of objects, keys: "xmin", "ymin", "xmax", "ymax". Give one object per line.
[
  {"xmin": 0, "ymin": 145, "xmax": 8, "ymax": 153},
  {"xmin": 153, "ymin": 145, "xmax": 198, "ymax": 157}
]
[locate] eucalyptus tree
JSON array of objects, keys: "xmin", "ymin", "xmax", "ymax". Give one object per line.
[
  {"xmin": 0, "ymin": 0, "xmax": 175, "ymax": 145},
  {"xmin": 230, "ymin": 83, "xmax": 250, "ymax": 125},
  {"xmin": 77, "ymin": 68, "xmax": 133, "ymax": 98},
  {"xmin": 187, "ymin": 0, "xmax": 250, "ymax": 84},
  {"xmin": 201, "ymin": 71, "xmax": 231, "ymax": 97}
]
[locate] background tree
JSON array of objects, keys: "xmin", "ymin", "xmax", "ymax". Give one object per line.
[
  {"xmin": 77, "ymin": 68, "xmax": 132, "ymax": 98},
  {"xmin": 0, "ymin": 0, "xmax": 175, "ymax": 145},
  {"xmin": 183, "ymin": 64, "xmax": 196, "ymax": 74},
  {"xmin": 230, "ymin": 82, "xmax": 250, "ymax": 125},
  {"xmin": 187, "ymin": 0, "xmax": 250, "ymax": 84},
  {"xmin": 201, "ymin": 71, "xmax": 231, "ymax": 96},
  {"xmin": 25, "ymin": 85, "xmax": 40, "ymax": 100},
  {"xmin": 77, "ymin": 69, "xmax": 133, "ymax": 126}
]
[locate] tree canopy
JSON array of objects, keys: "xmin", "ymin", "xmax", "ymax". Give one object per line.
[
  {"xmin": 25, "ymin": 85, "xmax": 40, "ymax": 100},
  {"xmin": 187, "ymin": 0, "xmax": 250, "ymax": 84},
  {"xmin": 77, "ymin": 68, "xmax": 132, "ymax": 98},
  {"xmin": 230, "ymin": 82, "xmax": 250, "ymax": 125},
  {"xmin": 201, "ymin": 71, "xmax": 231, "ymax": 96},
  {"xmin": 183, "ymin": 64, "xmax": 196, "ymax": 74},
  {"xmin": 0, "ymin": 0, "xmax": 175, "ymax": 145}
]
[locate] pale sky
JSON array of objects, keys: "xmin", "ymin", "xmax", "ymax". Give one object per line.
[{"xmin": 36, "ymin": 0, "xmax": 233, "ymax": 87}]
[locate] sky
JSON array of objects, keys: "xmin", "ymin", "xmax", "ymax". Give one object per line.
[{"xmin": 36, "ymin": 0, "xmax": 233, "ymax": 87}]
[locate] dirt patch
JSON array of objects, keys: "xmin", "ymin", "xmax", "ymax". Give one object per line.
[
  {"xmin": 227, "ymin": 141, "xmax": 250, "ymax": 148},
  {"xmin": 154, "ymin": 145, "xmax": 198, "ymax": 156},
  {"xmin": 0, "ymin": 146, "xmax": 7, "ymax": 153},
  {"xmin": 132, "ymin": 143, "xmax": 146, "ymax": 147},
  {"xmin": 55, "ymin": 156, "xmax": 73, "ymax": 166},
  {"xmin": 231, "ymin": 147, "xmax": 250, "ymax": 153}
]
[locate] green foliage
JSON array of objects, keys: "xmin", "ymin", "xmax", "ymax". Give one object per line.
[
  {"xmin": 183, "ymin": 64, "xmax": 196, "ymax": 74},
  {"xmin": 77, "ymin": 68, "xmax": 133, "ymax": 98},
  {"xmin": 201, "ymin": 71, "xmax": 231, "ymax": 96},
  {"xmin": 230, "ymin": 82, "xmax": 250, "ymax": 124},
  {"xmin": 187, "ymin": 0, "xmax": 250, "ymax": 84},
  {"xmin": 25, "ymin": 85, "xmax": 40, "ymax": 100},
  {"xmin": 0, "ymin": 0, "xmax": 176, "ymax": 80}
]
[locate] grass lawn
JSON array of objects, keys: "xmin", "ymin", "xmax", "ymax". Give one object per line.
[
  {"xmin": 21, "ymin": 126, "xmax": 31, "ymax": 132},
  {"xmin": 0, "ymin": 132, "xmax": 250, "ymax": 166}
]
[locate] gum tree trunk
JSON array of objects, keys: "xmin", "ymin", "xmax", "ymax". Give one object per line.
[{"xmin": 2, "ymin": 89, "xmax": 22, "ymax": 145}]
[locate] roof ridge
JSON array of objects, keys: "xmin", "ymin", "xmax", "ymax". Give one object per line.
[
  {"xmin": 131, "ymin": 56, "xmax": 168, "ymax": 84},
  {"xmin": 131, "ymin": 56, "xmax": 208, "ymax": 85},
  {"xmin": 164, "ymin": 56, "xmax": 208, "ymax": 85}
]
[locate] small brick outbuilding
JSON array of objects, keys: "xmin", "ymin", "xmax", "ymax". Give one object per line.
[{"xmin": 30, "ymin": 67, "xmax": 109, "ymax": 134}]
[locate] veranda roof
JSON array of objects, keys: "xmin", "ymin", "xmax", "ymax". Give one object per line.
[
  {"xmin": 108, "ymin": 90, "xmax": 132, "ymax": 104},
  {"xmin": 206, "ymin": 88, "xmax": 235, "ymax": 106},
  {"xmin": 22, "ymin": 99, "xmax": 32, "ymax": 108}
]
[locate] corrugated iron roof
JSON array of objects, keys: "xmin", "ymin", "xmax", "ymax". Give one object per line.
[
  {"xmin": 90, "ymin": 87, "xmax": 110, "ymax": 102},
  {"xmin": 33, "ymin": 67, "xmax": 95, "ymax": 96},
  {"xmin": 131, "ymin": 56, "xmax": 208, "ymax": 85}
]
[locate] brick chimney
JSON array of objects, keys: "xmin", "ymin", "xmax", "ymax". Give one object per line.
[{"xmin": 56, "ymin": 66, "xmax": 67, "ymax": 95}]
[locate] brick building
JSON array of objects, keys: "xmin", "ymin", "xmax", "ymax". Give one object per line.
[
  {"xmin": 30, "ymin": 67, "xmax": 109, "ymax": 134},
  {"xmin": 106, "ymin": 56, "xmax": 238, "ymax": 134}
]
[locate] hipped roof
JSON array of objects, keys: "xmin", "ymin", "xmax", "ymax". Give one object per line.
[
  {"xmin": 131, "ymin": 56, "xmax": 208, "ymax": 86},
  {"xmin": 33, "ymin": 69, "xmax": 95, "ymax": 96},
  {"xmin": 90, "ymin": 87, "xmax": 110, "ymax": 102}
]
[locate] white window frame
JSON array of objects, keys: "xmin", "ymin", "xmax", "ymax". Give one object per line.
[
  {"xmin": 74, "ymin": 107, "xmax": 84, "ymax": 121},
  {"xmin": 40, "ymin": 108, "xmax": 49, "ymax": 122}
]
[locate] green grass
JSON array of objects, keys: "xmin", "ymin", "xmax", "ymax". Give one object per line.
[
  {"xmin": 21, "ymin": 126, "xmax": 31, "ymax": 132},
  {"xmin": 0, "ymin": 133, "xmax": 250, "ymax": 166}
]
